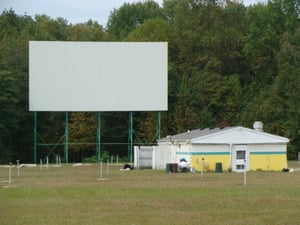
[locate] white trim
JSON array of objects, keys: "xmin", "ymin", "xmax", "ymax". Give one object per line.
[
  {"xmin": 191, "ymin": 127, "xmax": 289, "ymax": 144},
  {"xmin": 232, "ymin": 145, "xmax": 250, "ymax": 172}
]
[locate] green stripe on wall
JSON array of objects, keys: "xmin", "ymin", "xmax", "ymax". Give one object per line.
[
  {"xmin": 176, "ymin": 152, "xmax": 230, "ymax": 156},
  {"xmin": 250, "ymin": 151, "xmax": 286, "ymax": 155},
  {"xmin": 176, "ymin": 151, "xmax": 286, "ymax": 156}
]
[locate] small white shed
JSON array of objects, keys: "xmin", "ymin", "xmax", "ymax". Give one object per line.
[{"xmin": 156, "ymin": 125, "xmax": 289, "ymax": 172}]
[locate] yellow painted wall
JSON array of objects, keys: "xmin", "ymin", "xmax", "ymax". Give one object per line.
[
  {"xmin": 250, "ymin": 154, "xmax": 287, "ymax": 171},
  {"xmin": 191, "ymin": 154, "xmax": 286, "ymax": 172},
  {"xmin": 191, "ymin": 155, "xmax": 230, "ymax": 172},
  {"xmin": 248, "ymin": 144, "xmax": 287, "ymax": 171},
  {"xmin": 175, "ymin": 144, "xmax": 287, "ymax": 172}
]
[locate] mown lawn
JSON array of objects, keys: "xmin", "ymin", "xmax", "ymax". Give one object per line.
[{"xmin": 1, "ymin": 162, "xmax": 300, "ymax": 225}]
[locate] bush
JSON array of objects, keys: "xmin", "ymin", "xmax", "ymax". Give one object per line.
[{"xmin": 82, "ymin": 155, "xmax": 98, "ymax": 163}]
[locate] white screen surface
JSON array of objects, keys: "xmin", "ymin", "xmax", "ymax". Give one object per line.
[{"xmin": 29, "ymin": 41, "xmax": 168, "ymax": 111}]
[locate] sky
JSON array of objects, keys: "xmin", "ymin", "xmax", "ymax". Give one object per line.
[{"xmin": 1, "ymin": 0, "xmax": 260, "ymax": 27}]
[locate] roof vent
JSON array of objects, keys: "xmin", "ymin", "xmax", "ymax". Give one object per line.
[{"xmin": 253, "ymin": 121, "xmax": 263, "ymax": 131}]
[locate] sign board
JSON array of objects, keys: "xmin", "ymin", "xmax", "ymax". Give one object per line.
[{"xmin": 29, "ymin": 41, "xmax": 168, "ymax": 111}]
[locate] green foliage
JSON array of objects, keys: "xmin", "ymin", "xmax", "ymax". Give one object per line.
[
  {"xmin": 259, "ymin": 27, "xmax": 300, "ymax": 159},
  {"xmin": 82, "ymin": 155, "xmax": 98, "ymax": 163},
  {"xmin": 243, "ymin": 2, "xmax": 283, "ymax": 85},
  {"xmin": 106, "ymin": 0, "xmax": 164, "ymax": 40},
  {"xmin": 82, "ymin": 151, "xmax": 113, "ymax": 163},
  {"xmin": 69, "ymin": 112, "xmax": 97, "ymax": 151},
  {"xmin": 67, "ymin": 20, "xmax": 107, "ymax": 41},
  {"xmin": 126, "ymin": 18, "xmax": 170, "ymax": 41},
  {"xmin": 0, "ymin": 70, "xmax": 19, "ymax": 162}
]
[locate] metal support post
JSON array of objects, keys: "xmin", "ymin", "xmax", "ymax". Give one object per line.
[
  {"xmin": 96, "ymin": 112, "xmax": 101, "ymax": 161},
  {"xmin": 128, "ymin": 112, "xmax": 133, "ymax": 162},
  {"xmin": 33, "ymin": 112, "xmax": 37, "ymax": 164},
  {"xmin": 64, "ymin": 112, "xmax": 69, "ymax": 163},
  {"xmin": 156, "ymin": 112, "xmax": 161, "ymax": 141}
]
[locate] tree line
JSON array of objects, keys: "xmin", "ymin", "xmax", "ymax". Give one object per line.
[{"xmin": 0, "ymin": 0, "xmax": 299, "ymax": 163}]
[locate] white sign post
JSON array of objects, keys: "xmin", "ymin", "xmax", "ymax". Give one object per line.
[
  {"xmin": 97, "ymin": 160, "xmax": 109, "ymax": 181},
  {"xmin": 244, "ymin": 159, "xmax": 247, "ymax": 186},
  {"xmin": 201, "ymin": 158, "xmax": 205, "ymax": 179}
]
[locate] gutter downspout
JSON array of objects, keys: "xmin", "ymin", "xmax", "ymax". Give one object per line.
[{"xmin": 228, "ymin": 143, "xmax": 233, "ymax": 171}]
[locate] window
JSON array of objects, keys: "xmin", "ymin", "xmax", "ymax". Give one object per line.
[
  {"xmin": 236, "ymin": 150, "xmax": 246, "ymax": 159},
  {"xmin": 236, "ymin": 164, "xmax": 245, "ymax": 170}
]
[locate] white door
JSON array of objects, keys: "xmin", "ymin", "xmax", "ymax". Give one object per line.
[{"xmin": 232, "ymin": 145, "xmax": 249, "ymax": 172}]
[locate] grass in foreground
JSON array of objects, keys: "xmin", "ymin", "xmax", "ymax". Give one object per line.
[{"xmin": 0, "ymin": 162, "xmax": 300, "ymax": 225}]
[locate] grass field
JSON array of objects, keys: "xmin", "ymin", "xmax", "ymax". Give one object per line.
[{"xmin": 1, "ymin": 161, "xmax": 300, "ymax": 225}]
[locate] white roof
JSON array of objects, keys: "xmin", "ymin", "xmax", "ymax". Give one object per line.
[{"xmin": 191, "ymin": 127, "xmax": 289, "ymax": 144}]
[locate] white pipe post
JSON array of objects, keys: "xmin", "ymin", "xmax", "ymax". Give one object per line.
[
  {"xmin": 8, "ymin": 162, "xmax": 12, "ymax": 186},
  {"xmin": 229, "ymin": 143, "xmax": 233, "ymax": 172},
  {"xmin": 46, "ymin": 156, "xmax": 49, "ymax": 170},
  {"xmin": 117, "ymin": 155, "xmax": 119, "ymax": 165},
  {"xmin": 106, "ymin": 159, "xmax": 109, "ymax": 178},
  {"xmin": 244, "ymin": 159, "xmax": 247, "ymax": 186},
  {"xmin": 16, "ymin": 160, "xmax": 20, "ymax": 177},
  {"xmin": 201, "ymin": 158, "xmax": 205, "ymax": 179},
  {"xmin": 40, "ymin": 159, "xmax": 43, "ymax": 172},
  {"xmin": 99, "ymin": 160, "xmax": 103, "ymax": 179}
]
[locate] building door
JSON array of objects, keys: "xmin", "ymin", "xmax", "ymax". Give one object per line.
[{"xmin": 232, "ymin": 145, "xmax": 249, "ymax": 172}]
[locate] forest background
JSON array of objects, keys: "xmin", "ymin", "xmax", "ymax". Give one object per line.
[{"xmin": 0, "ymin": 0, "xmax": 299, "ymax": 163}]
